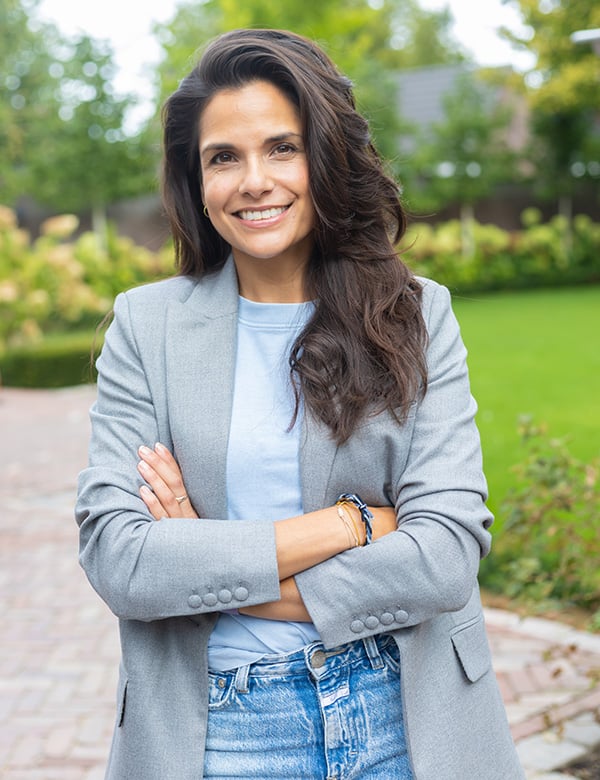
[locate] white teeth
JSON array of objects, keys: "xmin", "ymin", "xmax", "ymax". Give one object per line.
[{"xmin": 238, "ymin": 207, "xmax": 287, "ymax": 221}]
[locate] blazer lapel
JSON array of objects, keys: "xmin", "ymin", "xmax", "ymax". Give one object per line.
[
  {"xmin": 299, "ymin": 411, "xmax": 339, "ymax": 513},
  {"xmin": 165, "ymin": 260, "xmax": 239, "ymax": 519}
]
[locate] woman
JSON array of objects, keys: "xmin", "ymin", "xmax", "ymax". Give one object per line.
[{"xmin": 76, "ymin": 28, "xmax": 524, "ymax": 780}]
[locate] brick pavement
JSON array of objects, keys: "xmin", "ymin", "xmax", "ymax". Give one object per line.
[
  {"xmin": 1, "ymin": 385, "xmax": 599, "ymax": 779},
  {"xmin": 0, "ymin": 386, "xmax": 118, "ymax": 779}
]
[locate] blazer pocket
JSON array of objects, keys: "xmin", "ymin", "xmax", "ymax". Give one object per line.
[
  {"xmin": 451, "ymin": 616, "xmax": 492, "ymax": 683},
  {"xmin": 117, "ymin": 678, "xmax": 128, "ymax": 728}
]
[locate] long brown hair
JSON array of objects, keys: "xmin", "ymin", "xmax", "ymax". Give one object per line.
[{"xmin": 161, "ymin": 28, "xmax": 427, "ymax": 443}]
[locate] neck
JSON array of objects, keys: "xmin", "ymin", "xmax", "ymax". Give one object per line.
[{"xmin": 233, "ymin": 257, "xmax": 310, "ymax": 303}]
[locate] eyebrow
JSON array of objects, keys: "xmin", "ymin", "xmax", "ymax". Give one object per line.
[{"xmin": 200, "ymin": 132, "xmax": 303, "ymax": 156}]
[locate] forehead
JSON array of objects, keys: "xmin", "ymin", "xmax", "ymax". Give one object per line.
[{"xmin": 199, "ymin": 80, "xmax": 301, "ymax": 141}]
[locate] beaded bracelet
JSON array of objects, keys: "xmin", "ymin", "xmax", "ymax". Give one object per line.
[{"xmin": 336, "ymin": 493, "xmax": 373, "ymax": 545}]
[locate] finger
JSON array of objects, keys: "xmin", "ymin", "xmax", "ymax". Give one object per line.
[
  {"xmin": 138, "ymin": 460, "xmax": 178, "ymax": 511},
  {"xmin": 154, "ymin": 442, "xmax": 179, "ymax": 469},
  {"xmin": 140, "ymin": 485, "xmax": 167, "ymax": 521},
  {"xmin": 138, "ymin": 444, "xmax": 187, "ymax": 498},
  {"xmin": 137, "ymin": 458, "xmax": 198, "ymax": 519}
]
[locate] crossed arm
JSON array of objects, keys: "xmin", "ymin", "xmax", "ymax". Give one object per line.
[{"xmin": 136, "ymin": 442, "xmax": 397, "ymax": 622}]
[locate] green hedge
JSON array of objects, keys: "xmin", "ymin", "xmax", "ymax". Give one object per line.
[{"xmin": 0, "ymin": 331, "xmax": 102, "ymax": 388}]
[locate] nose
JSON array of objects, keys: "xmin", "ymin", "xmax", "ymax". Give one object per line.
[{"xmin": 238, "ymin": 156, "xmax": 274, "ymax": 198}]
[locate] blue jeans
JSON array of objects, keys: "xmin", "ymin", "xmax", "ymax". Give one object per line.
[{"xmin": 204, "ymin": 634, "xmax": 413, "ymax": 779}]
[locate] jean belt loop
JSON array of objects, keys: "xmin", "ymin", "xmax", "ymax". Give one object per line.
[
  {"xmin": 363, "ymin": 635, "xmax": 384, "ymax": 670},
  {"xmin": 234, "ymin": 663, "xmax": 250, "ymax": 693}
]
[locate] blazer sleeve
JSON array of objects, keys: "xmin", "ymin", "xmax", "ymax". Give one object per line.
[
  {"xmin": 295, "ymin": 282, "xmax": 493, "ymax": 648},
  {"xmin": 75, "ymin": 290, "xmax": 281, "ymax": 622}
]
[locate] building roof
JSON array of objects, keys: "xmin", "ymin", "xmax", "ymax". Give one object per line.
[{"xmin": 396, "ymin": 62, "xmax": 475, "ymax": 131}]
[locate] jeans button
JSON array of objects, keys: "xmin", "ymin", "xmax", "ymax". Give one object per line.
[{"xmin": 311, "ymin": 650, "xmax": 327, "ymax": 668}]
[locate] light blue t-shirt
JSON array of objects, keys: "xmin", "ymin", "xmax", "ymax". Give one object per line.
[{"xmin": 207, "ymin": 296, "xmax": 320, "ymax": 671}]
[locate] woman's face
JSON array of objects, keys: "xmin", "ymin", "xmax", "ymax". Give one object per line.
[{"xmin": 198, "ymin": 80, "xmax": 316, "ymax": 293}]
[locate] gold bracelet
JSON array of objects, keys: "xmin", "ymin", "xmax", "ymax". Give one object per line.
[
  {"xmin": 337, "ymin": 504, "xmax": 360, "ymax": 548},
  {"xmin": 337, "ymin": 500, "xmax": 365, "ymax": 546},
  {"xmin": 337, "ymin": 505, "xmax": 356, "ymax": 548}
]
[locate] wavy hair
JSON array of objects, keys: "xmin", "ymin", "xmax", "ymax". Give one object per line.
[{"xmin": 161, "ymin": 28, "xmax": 427, "ymax": 443}]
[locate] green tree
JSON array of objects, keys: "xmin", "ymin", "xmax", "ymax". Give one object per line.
[
  {"xmin": 0, "ymin": 0, "xmax": 59, "ymax": 202},
  {"xmin": 1, "ymin": 0, "xmax": 156, "ymax": 231},
  {"xmin": 152, "ymin": 0, "xmax": 465, "ymax": 169},
  {"xmin": 406, "ymin": 72, "xmax": 516, "ymax": 255},
  {"xmin": 502, "ymin": 0, "xmax": 600, "ymax": 221},
  {"xmin": 27, "ymin": 34, "xmax": 156, "ymax": 231}
]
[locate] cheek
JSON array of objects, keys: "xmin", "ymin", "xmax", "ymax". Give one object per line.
[
  {"xmin": 296, "ymin": 167, "xmax": 314, "ymax": 213},
  {"xmin": 295, "ymin": 162, "xmax": 310, "ymax": 191},
  {"xmin": 202, "ymin": 178, "xmax": 227, "ymax": 209}
]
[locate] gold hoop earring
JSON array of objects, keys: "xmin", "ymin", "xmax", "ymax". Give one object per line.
[{"xmin": 203, "ymin": 205, "xmax": 209, "ymax": 218}]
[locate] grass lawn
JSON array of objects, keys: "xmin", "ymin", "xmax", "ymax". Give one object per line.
[{"xmin": 452, "ymin": 285, "xmax": 600, "ymax": 524}]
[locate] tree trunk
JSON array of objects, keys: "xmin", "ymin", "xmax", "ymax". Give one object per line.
[
  {"xmin": 91, "ymin": 202, "xmax": 108, "ymax": 250},
  {"xmin": 558, "ymin": 194, "xmax": 572, "ymax": 257},
  {"xmin": 460, "ymin": 202, "xmax": 475, "ymax": 259}
]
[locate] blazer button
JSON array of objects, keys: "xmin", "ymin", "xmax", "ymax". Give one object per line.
[
  {"xmin": 234, "ymin": 587, "xmax": 249, "ymax": 602},
  {"xmin": 310, "ymin": 650, "xmax": 327, "ymax": 668},
  {"xmin": 365, "ymin": 615, "xmax": 380, "ymax": 630},
  {"xmin": 394, "ymin": 609, "xmax": 409, "ymax": 624},
  {"xmin": 202, "ymin": 593, "xmax": 218, "ymax": 607},
  {"xmin": 188, "ymin": 594, "xmax": 202, "ymax": 609},
  {"xmin": 350, "ymin": 619, "xmax": 365, "ymax": 633},
  {"xmin": 380, "ymin": 612, "xmax": 395, "ymax": 625},
  {"xmin": 218, "ymin": 589, "xmax": 233, "ymax": 604}
]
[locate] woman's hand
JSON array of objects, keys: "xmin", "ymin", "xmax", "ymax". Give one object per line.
[{"xmin": 137, "ymin": 443, "xmax": 199, "ymax": 520}]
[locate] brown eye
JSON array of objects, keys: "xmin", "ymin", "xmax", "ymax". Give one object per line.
[
  {"xmin": 273, "ymin": 143, "xmax": 296, "ymax": 156},
  {"xmin": 212, "ymin": 151, "xmax": 235, "ymax": 164}
]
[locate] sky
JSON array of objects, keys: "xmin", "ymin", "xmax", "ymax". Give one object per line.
[{"xmin": 35, "ymin": 0, "xmax": 535, "ymax": 130}]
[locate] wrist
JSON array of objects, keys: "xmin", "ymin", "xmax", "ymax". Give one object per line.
[
  {"xmin": 336, "ymin": 501, "xmax": 365, "ymax": 547},
  {"xmin": 336, "ymin": 493, "xmax": 373, "ymax": 545}
]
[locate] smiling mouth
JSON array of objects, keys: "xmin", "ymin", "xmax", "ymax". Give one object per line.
[{"xmin": 236, "ymin": 206, "xmax": 289, "ymax": 222}]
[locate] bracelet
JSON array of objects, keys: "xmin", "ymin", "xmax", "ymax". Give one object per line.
[
  {"xmin": 336, "ymin": 493, "xmax": 373, "ymax": 545},
  {"xmin": 337, "ymin": 504, "xmax": 361, "ymax": 548},
  {"xmin": 337, "ymin": 502, "xmax": 364, "ymax": 546},
  {"xmin": 338, "ymin": 502, "xmax": 363, "ymax": 546}
]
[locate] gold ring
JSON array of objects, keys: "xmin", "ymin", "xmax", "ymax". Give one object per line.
[{"xmin": 175, "ymin": 495, "xmax": 188, "ymax": 504}]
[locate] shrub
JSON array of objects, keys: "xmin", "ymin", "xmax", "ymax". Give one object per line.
[
  {"xmin": 0, "ymin": 331, "xmax": 102, "ymax": 388},
  {"xmin": 481, "ymin": 417, "xmax": 600, "ymax": 628},
  {"xmin": 0, "ymin": 206, "xmax": 174, "ymax": 353},
  {"xmin": 404, "ymin": 211, "xmax": 600, "ymax": 292}
]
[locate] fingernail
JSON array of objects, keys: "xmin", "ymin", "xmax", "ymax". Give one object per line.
[
  {"xmin": 140, "ymin": 485, "xmax": 152, "ymax": 495},
  {"xmin": 139, "ymin": 445, "xmax": 151, "ymax": 456},
  {"xmin": 155, "ymin": 442, "xmax": 166, "ymax": 454},
  {"xmin": 138, "ymin": 460, "xmax": 149, "ymax": 472}
]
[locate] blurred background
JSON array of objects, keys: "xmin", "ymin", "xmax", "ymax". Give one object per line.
[{"xmin": 1, "ymin": 0, "xmax": 599, "ymax": 627}]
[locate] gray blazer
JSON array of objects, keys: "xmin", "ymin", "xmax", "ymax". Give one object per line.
[{"xmin": 76, "ymin": 258, "xmax": 524, "ymax": 779}]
